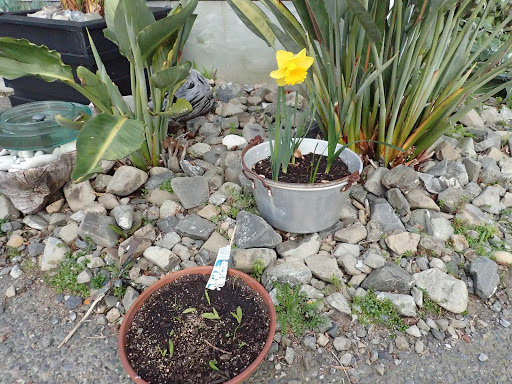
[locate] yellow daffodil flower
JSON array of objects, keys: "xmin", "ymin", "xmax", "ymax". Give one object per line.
[{"xmin": 270, "ymin": 48, "xmax": 314, "ymax": 86}]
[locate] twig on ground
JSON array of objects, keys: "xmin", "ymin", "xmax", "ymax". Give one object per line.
[{"xmin": 205, "ymin": 340, "xmax": 232, "ymax": 355}]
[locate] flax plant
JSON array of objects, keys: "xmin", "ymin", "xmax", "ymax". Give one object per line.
[{"xmin": 228, "ymin": 0, "xmax": 512, "ymax": 166}]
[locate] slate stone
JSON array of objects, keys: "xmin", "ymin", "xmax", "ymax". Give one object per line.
[
  {"xmin": 368, "ymin": 197, "xmax": 405, "ymax": 233},
  {"xmin": 156, "ymin": 216, "xmax": 179, "ymax": 234},
  {"xmin": 145, "ymin": 170, "xmax": 175, "ymax": 191},
  {"xmin": 175, "ymin": 214, "xmax": 215, "ymax": 241},
  {"xmin": 361, "ymin": 263, "xmax": 415, "ymax": 293},
  {"xmin": 469, "ymin": 257, "xmax": 499, "ymax": 299},
  {"xmin": 234, "ymin": 211, "xmax": 282, "ymax": 249},
  {"xmin": 78, "ymin": 213, "xmax": 120, "ymax": 248},
  {"xmin": 261, "ymin": 259, "xmax": 312, "ymax": 291},
  {"xmin": 171, "ymin": 176, "xmax": 209, "ymax": 209}
]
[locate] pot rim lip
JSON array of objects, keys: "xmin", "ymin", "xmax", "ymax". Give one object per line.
[
  {"xmin": 241, "ymin": 138, "xmax": 363, "ymax": 190},
  {"xmin": 118, "ymin": 266, "xmax": 277, "ymax": 384}
]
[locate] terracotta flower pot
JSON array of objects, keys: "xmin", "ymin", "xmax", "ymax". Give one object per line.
[{"xmin": 118, "ymin": 266, "xmax": 277, "ymax": 384}]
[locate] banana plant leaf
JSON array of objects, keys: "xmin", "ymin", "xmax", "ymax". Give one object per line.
[
  {"xmin": 0, "ymin": 38, "xmax": 74, "ymax": 83},
  {"xmin": 72, "ymin": 114, "xmax": 145, "ymax": 183},
  {"xmin": 150, "ymin": 63, "xmax": 192, "ymax": 90}
]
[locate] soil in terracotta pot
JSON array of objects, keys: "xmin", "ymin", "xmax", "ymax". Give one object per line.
[
  {"xmin": 126, "ymin": 274, "xmax": 270, "ymax": 384},
  {"xmin": 252, "ymin": 153, "xmax": 350, "ymax": 183}
]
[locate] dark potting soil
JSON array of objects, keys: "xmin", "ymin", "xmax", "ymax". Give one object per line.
[
  {"xmin": 126, "ymin": 274, "xmax": 270, "ymax": 384},
  {"xmin": 252, "ymin": 153, "xmax": 350, "ymax": 183}
]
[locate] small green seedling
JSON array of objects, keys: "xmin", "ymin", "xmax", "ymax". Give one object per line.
[
  {"xmin": 157, "ymin": 345, "xmax": 167, "ymax": 358},
  {"xmin": 252, "ymin": 259, "xmax": 265, "ymax": 282},
  {"xmin": 231, "ymin": 306, "xmax": 243, "ymax": 324},
  {"xmin": 182, "ymin": 307, "xmax": 196, "ymax": 314},
  {"xmin": 209, "ymin": 360, "xmax": 220, "ymax": 371},
  {"xmin": 239, "ymin": 341, "xmax": 247, "ymax": 348},
  {"xmin": 201, "ymin": 307, "xmax": 220, "ymax": 320},
  {"xmin": 205, "ymin": 289, "xmax": 211, "ymax": 305},
  {"xmin": 168, "ymin": 339, "xmax": 174, "ymax": 358}
]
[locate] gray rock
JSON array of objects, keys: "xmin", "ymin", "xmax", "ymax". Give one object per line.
[
  {"xmin": 261, "ymin": 259, "xmax": 312, "ymax": 291},
  {"xmin": 382, "ymin": 164, "xmax": 419, "ymax": 192},
  {"xmin": 405, "ymin": 189, "xmax": 440, "ymax": 212},
  {"xmin": 363, "ymin": 249, "xmax": 386, "ymax": 269},
  {"xmin": 156, "ymin": 216, "xmax": 179, "ymax": 234},
  {"xmin": 333, "ymin": 337, "xmax": 351, "ymax": 352},
  {"xmin": 189, "ymin": 143, "xmax": 211, "ymax": 158},
  {"xmin": 41, "ymin": 237, "xmax": 69, "ymax": 271},
  {"xmin": 340, "ymin": 352, "xmax": 353, "ymax": 366},
  {"xmin": 302, "ymin": 336, "xmax": 317, "ymax": 351},
  {"xmin": 299, "ymin": 285, "xmax": 324, "ymax": 299},
  {"xmin": 231, "ymin": 248, "xmax": 277, "ymax": 272},
  {"xmin": 369, "ymin": 198, "xmax": 405, "ymax": 233},
  {"xmin": 459, "ymin": 109, "xmax": 484, "ymax": 128},
  {"xmin": 111, "ymin": 205, "xmax": 134, "ymax": 230},
  {"xmin": 376, "ymin": 292, "xmax": 417, "ymax": 317},
  {"xmin": 234, "ymin": 211, "xmax": 282, "ymax": 248},
  {"xmin": 122, "ymin": 287, "xmax": 139, "ymax": 311},
  {"xmin": 334, "ymin": 243, "xmax": 360, "ymax": 258},
  {"xmin": 334, "ymin": 222, "xmax": 367, "ymax": 244},
  {"xmin": 203, "ymin": 145, "xmax": 227, "ymax": 165},
  {"xmin": 65, "ymin": 296, "xmax": 82, "ymax": 310},
  {"xmin": 180, "ymin": 160, "xmax": 205, "ymax": 177},
  {"xmin": 462, "ymin": 158, "xmax": 482, "ymax": 183},
  {"xmin": 408, "ymin": 210, "xmax": 454, "ymax": 242},
  {"xmin": 472, "ymin": 186, "xmax": 502, "ymax": 214},
  {"xmin": 76, "ymin": 269, "xmax": 92, "ymax": 284},
  {"xmin": 175, "ymin": 215, "xmax": 215, "ymax": 241},
  {"xmin": 361, "ymin": 263, "xmax": 415, "ymax": 293},
  {"xmin": 438, "ymin": 187, "xmax": 465, "ymax": 213},
  {"xmin": 201, "ymin": 232, "xmax": 230, "ymax": 255},
  {"xmin": 186, "ymin": 116, "xmax": 207, "ymax": 135},
  {"xmin": 385, "ymin": 232, "xmax": 420, "ymax": 255},
  {"xmin": 27, "ymin": 242, "xmax": 45, "ymax": 257},
  {"xmin": 155, "ymin": 231, "xmax": 181, "ymax": 250},
  {"xmin": 469, "ymin": 257, "xmax": 499, "ymax": 299},
  {"xmin": 199, "ymin": 121, "xmax": 222, "ymax": 137},
  {"xmin": 0, "ymin": 194, "xmax": 20, "ymax": 219},
  {"xmin": 145, "ymin": 171, "xmax": 174, "ymax": 191},
  {"xmin": 386, "ymin": 188, "xmax": 411, "ymax": 218},
  {"xmin": 242, "ymin": 123, "xmax": 265, "ymax": 142},
  {"xmin": 413, "ymin": 268, "xmax": 468, "ymax": 313},
  {"xmin": 337, "ymin": 252, "xmax": 361, "ymax": 275},
  {"xmin": 59, "ymin": 222, "xmax": 79, "ymax": 244},
  {"xmin": 9, "ymin": 265, "xmax": 22, "ymax": 279},
  {"xmin": 305, "ymin": 254, "xmax": 343, "ymax": 282},
  {"xmin": 22, "ymin": 215, "xmax": 48, "ymax": 230},
  {"xmin": 455, "ymin": 204, "xmax": 492, "ymax": 226},
  {"xmin": 395, "ymin": 335, "xmax": 409, "ymax": 351},
  {"xmin": 445, "ymin": 161, "xmax": 469, "ymax": 186},
  {"xmin": 78, "ymin": 213, "xmax": 120, "ymax": 248},
  {"xmin": 364, "ymin": 167, "xmax": 389, "ymax": 196},
  {"xmin": 276, "ymin": 233, "xmax": 321, "ymax": 260},
  {"xmin": 63, "ymin": 180, "xmax": 96, "ymax": 212},
  {"xmin": 325, "ymin": 292, "xmax": 351, "ymax": 315},
  {"xmin": 284, "ymin": 347, "xmax": 295, "ymax": 365},
  {"xmin": 171, "ymin": 176, "xmax": 209, "ymax": 209},
  {"xmin": 107, "ymin": 166, "xmax": 148, "ymax": 197},
  {"xmin": 143, "ymin": 246, "xmax": 180, "ymax": 271}
]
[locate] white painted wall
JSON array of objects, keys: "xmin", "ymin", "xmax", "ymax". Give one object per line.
[{"xmin": 152, "ymin": 1, "xmax": 296, "ymax": 84}]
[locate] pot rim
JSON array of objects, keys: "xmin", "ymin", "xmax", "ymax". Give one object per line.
[
  {"xmin": 241, "ymin": 137, "xmax": 362, "ymax": 191},
  {"xmin": 118, "ymin": 266, "xmax": 277, "ymax": 384}
]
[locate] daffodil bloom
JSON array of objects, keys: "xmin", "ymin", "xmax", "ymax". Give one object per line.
[{"xmin": 270, "ymin": 49, "xmax": 314, "ymax": 86}]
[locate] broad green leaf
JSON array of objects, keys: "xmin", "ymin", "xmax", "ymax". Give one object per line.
[
  {"xmin": 87, "ymin": 30, "xmax": 133, "ymax": 117},
  {"xmin": 150, "ymin": 63, "xmax": 192, "ymax": 90},
  {"xmin": 303, "ymin": 0, "xmax": 330, "ymax": 44},
  {"xmin": 76, "ymin": 66, "xmax": 112, "ymax": 111},
  {"xmin": 55, "ymin": 113, "xmax": 90, "ymax": 131},
  {"xmin": 155, "ymin": 98, "xmax": 193, "ymax": 119},
  {"xmin": 325, "ymin": 0, "xmax": 349, "ymax": 21},
  {"xmin": 72, "ymin": 114, "xmax": 145, "ymax": 183},
  {"xmin": 261, "ymin": 0, "xmax": 307, "ymax": 47},
  {"xmin": 182, "ymin": 308, "xmax": 196, "ymax": 314},
  {"xmin": 0, "ymin": 37, "xmax": 73, "ymax": 82},
  {"xmin": 137, "ymin": 0, "xmax": 198, "ymax": 61},
  {"xmin": 104, "ymin": 0, "xmax": 156, "ymax": 60},
  {"xmin": 346, "ymin": 0, "xmax": 382, "ymax": 44},
  {"xmin": 227, "ymin": 0, "xmax": 276, "ymax": 49}
]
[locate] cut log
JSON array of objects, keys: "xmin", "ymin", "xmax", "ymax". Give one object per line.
[{"xmin": 0, "ymin": 152, "xmax": 75, "ymax": 214}]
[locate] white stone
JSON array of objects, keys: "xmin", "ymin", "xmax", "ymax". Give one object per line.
[
  {"xmin": 41, "ymin": 237, "xmax": 70, "ymax": 271},
  {"xmin": 385, "ymin": 232, "xmax": 420, "ymax": 255},
  {"xmin": 222, "ymin": 134, "xmax": 248, "ymax": 151}
]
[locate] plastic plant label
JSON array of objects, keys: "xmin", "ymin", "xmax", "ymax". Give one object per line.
[{"xmin": 205, "ymin": 245, "xmax": 231, "ymax": 291}]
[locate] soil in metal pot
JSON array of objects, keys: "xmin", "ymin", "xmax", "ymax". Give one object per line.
[
  {"xmin": 252, "ymin": 153, "xmax": 350, "ymax": 183},
  {"xmin": 126, "ymin": 274, "xmax": 270, "ymax": 384}
]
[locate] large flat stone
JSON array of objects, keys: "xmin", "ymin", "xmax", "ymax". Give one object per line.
[
  {"xmin": 361, "ymin": 263, "xmax": 415, "ymax": 293},
  {"xmin": 107, "ymin": 166, "xmax": 148, "ymax": 197},
  {"xmin": 175, "ymin": 214, "xmax": 215, "ymax": 241},
  {"xmin": 261, "ymin": 259, "xmax": 312, "ymax": 291},
  {"xmin": 171, "ymin": 176, "xmax": 209, "ymax": 209},
  {"xmin": 413, "ymin": 268, "xmax": 468, "ymax": 314},
  {"xmin": 78, "ymin": 213, "xmax": 120, "ymax": 248},
  {"xmin": 234, "ymin": 211, "xmax": 282, "ymax": 249}
]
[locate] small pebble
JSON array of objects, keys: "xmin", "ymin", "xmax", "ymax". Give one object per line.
[{"xmin": 478, "ymin": 353, "xmax": 488, "ymax": 362}]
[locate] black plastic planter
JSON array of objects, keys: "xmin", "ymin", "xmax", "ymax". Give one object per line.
[{"xmin": 0, "ymin": 8, "xmax": 169, "ymax": 106}]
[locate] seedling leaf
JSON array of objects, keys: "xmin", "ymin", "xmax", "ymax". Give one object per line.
[
  {"xmin": 209, "ymin": 360, "xmax": 220, "ymax": 371},
  {"xmin": 182, "ymin": 307, "xmax": 196, "ymax": 314}
]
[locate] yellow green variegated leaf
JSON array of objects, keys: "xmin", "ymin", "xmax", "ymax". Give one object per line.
[
  {"xmin": 72, "ymin": 114, "xmax": 145, "ymax": 183},
  {"xmin": 227, "ymin": 0, "xmax": 276, "ymax": 49},
  {"xmin": 154, "ymin": 98, "xmax": 192, "ymax": 119},
  {"xmin": 137, "ymin": 0, "xmax": 198, "ymax": 61},
  {"xmin": 150, "ymin": 63, "xmax": 192, "ymax": 90},
  {"xmin": 76, "ymin": 66, "xmax": 112, "ymax": 111},
  {"xmin": 55, "ymin": 113, "xmax": 91, "ymax": 131},
  {"xmin": 0, "ymin": 37, "xmax": 73, "ymax": 82}
]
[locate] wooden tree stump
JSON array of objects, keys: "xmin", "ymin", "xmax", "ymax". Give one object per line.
[{"xmin": 0, "ymin": 152, "xmax": 75, "ymax": 214}]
